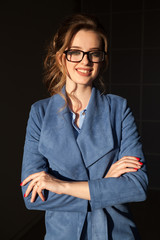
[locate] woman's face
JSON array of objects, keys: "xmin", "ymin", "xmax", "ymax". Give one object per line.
[{"xmin": 65, "ymin": 30, "xmax": 103, "ymax": 88}]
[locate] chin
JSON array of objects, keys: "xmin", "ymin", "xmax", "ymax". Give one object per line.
[{"xmin": 75, "ymin": 79, "xmax": 93, "ymax": 86}]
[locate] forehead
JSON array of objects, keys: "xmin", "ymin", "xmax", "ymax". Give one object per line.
[{"xmin": 70, "ymin": 29, "xmax": 102, "ymax": 49}]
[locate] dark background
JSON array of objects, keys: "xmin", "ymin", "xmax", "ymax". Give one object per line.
[{"xmin": 1, "ymin": 1, "xmax": 160, "ymax": 239}]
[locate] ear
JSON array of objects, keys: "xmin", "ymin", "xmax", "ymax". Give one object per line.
[
  {"xmin": 56, "ymin": 51, "xmax": 69, "ymax": 77},
  {"xmin": 56, "ymin": 51, "xmax": 67, "ymax": 71}
]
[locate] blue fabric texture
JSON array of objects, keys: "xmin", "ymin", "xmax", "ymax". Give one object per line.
[{"xmin": 21, "ymin": 87, "xmax": 148, "ymax": 240}]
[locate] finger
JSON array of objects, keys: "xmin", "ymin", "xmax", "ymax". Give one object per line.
[
  {"xmin": 118, "ymin": 167, "xmax": 139, "ymax": 177},
  {"xmin": 120, "ymin": 156, "xmax": 141, "ymax": 161},
  {"xmin": 105, "ymin": 166, "xmax": 138, "ymax": 178},
  {"xmin": 30, "ymin": 185, "xmax": 45, "ymax": 202},
  {"xmin": 117, "ymin": 158, "xmax": 143, "ymax": 166},
  {"xmin": 37, "ymin": 188, "xmax": 45, "ymax": 202},
  {"xmin": 30, "ymin": 185, "xmax": 38, "ymax": 202},
  {"xmin": 118, "ymin": 161, "xmax": 142, "ymax": 169},
  {"xmin": 21, "ymin": 172, "xmax": 42, "ymax": 186},
  {"xmin": 25, "ymin": 177, "xmax": 40, "ymax": 197},
  {"xmin": 117, "ymin": 166, "xmax": 140, "ymax": 177},
  {"xmin": 25, "ymin": 183, "xmax": 35, "ymax": 197}
]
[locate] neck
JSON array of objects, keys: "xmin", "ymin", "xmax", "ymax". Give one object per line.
[{"xmin": 66, "ymin": 82, "xmax": 92, "ymax": 113}]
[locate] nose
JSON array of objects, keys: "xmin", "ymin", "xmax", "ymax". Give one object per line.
[{"xmin": 81, "ymin": 53, "xmax": 90, "ymax": 65}]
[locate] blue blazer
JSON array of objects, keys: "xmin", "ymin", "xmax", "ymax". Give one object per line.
[{"xmin": 21, "ymin": 87, "xmax": 148, "ymax": 240}]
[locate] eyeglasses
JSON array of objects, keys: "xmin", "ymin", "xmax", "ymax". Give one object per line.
[{"xmin": 64, "ymin": 49, "xmax": 107, "ymax": 63}]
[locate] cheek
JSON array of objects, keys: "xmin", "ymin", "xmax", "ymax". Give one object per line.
[
  {"xmin": 63, "ymin": 59, "xmax": 73, "ymax": 77},
  {"xmin": 65, "ymin": 61, "xmax": 74, "ymax": 73},
  {"xmin": 94, "ymin": 64, "xmax": 101, "ymax": 76}
]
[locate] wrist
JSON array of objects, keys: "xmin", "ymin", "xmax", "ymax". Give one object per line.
[
  {"xmin": 60, "ymin": 181, "xmax": 70, "ymax": 195},
  {"xmin": 63, "ymin": 181, "xmax": 91, "ymax": 200}
]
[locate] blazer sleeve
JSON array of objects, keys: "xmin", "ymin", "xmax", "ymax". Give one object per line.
[
  {"xmin": 88, "ymin": 98, "xmax": 148, "ymax": 210},
  {"xmin": 21, "ymin": 104, "xmax": 88, "ymax": 212}
]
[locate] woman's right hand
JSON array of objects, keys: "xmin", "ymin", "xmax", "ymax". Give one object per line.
[{"xmin": 105, "ymin": 156, "xmax": 143, "ymax": 178}]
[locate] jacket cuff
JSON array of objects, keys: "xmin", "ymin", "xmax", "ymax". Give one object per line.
[{"xmin": 89, "ymin": 179, "xmax": 102, "ymax": 210}]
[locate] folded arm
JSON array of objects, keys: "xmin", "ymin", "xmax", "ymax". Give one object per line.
[
  {"xmin": 88, "ymin": 99, "xmax": 148, "ymax": 210},
  {"xmin": 22, "ymin": 154, "xmax": 143, "ymax": 203}
]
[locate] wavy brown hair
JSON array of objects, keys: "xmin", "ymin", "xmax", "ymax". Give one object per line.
[{"xmin": 43, "ymin": 13, "xmax": 108, "ymax": 99}]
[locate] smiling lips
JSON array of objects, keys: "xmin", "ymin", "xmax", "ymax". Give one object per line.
[{"xmin": 76, "ymin": 68, "xmax": 93, "ymax": 76}]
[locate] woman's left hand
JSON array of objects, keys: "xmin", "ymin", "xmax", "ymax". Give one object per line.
[{"xmin": 21, "ymin": 171, "xmax": 65, "ymax": 203}]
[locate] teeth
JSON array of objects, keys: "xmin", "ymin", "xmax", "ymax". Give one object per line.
[{"xmin": 77, "ymin": 69, "xmax": 90, "ymax": 73}]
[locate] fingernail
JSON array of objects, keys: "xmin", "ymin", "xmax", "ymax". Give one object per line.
[
  {"xmin": 134, "ymin": 168, "xmax": 138, "ymax": 171},
  {"xmin": 139, "ymin": 162, "xmax": 143, "ymax": 165},
  {"xmin": 24, "ymin": 193, "xmax": 26, "ymax": 197},
  {"xmin": 136, "ymin": 157, "xmax": 140, "ymax": 160},
  {"xmin": 20, "ymin": 182, "xmax": 23, "ymax": 186}
]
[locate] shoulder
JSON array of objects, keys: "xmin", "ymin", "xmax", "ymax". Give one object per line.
[
  {"xmin": 28, "ymin": 93, "xmax": 63, "ymax": 124},
  {"xmin": 104, "ymin": 93, "xmax": 128, "ymax": 111},
  {"xmin": 94, "ymin": 88, "xmax": 129, "ymax": 115},
  {"xmin": 28, "ymin": 97, "xmax": 51, "ymax": 124},
  {"xmin": 101, "ymin": 93, "xmax": 132, "ymax": 121},
  {"xmin": 32, "ymin": 96, "xmax": 51, "ymax": 110},
  {"xmin": 105, "ymin": 93, "xmax": 126, "ymax": 104}
]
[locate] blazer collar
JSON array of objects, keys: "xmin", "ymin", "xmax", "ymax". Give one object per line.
[
  {"xmin": 76, "ymin": 87, "xmax": 114, "ymax": 167},
  {"xmin": 39, "ymin": 87, "xmax": 114, "ymax": 179}
]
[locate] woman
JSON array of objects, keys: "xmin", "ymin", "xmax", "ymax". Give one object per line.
[{"xmin": 21, "ymin": 14, "xmax": 148, "ymax": 240}]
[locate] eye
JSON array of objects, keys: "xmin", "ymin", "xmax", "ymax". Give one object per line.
[
  {"xmin": 68, "ymin": 50, "xmax": 81, "ymax": 56},
  {"xmin": 91, "ymin": 51, "xmax": 102, "ymax": 57}
]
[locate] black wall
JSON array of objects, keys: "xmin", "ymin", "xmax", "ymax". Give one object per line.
[{"xmin": 1, "ymin": 1, "xmax": 160, "ymax": 239}]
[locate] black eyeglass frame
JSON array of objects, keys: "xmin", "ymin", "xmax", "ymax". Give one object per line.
[{"xmin": 63, "ymin": 49, "xmax": 107, "ymax": 63}]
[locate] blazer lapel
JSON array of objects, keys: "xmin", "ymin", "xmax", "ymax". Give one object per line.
[
  {"xmin": 76, "ymin": 87, "xmax": 114, "ymax": 168},
  {"xmin": 39, "ymin": 91, "xmax": 88, "ymax": 180}
]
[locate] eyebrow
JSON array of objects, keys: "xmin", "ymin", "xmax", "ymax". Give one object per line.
[{"xmin": 70, "ymin": 46, "xmax": 102, "ymax": 51}]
